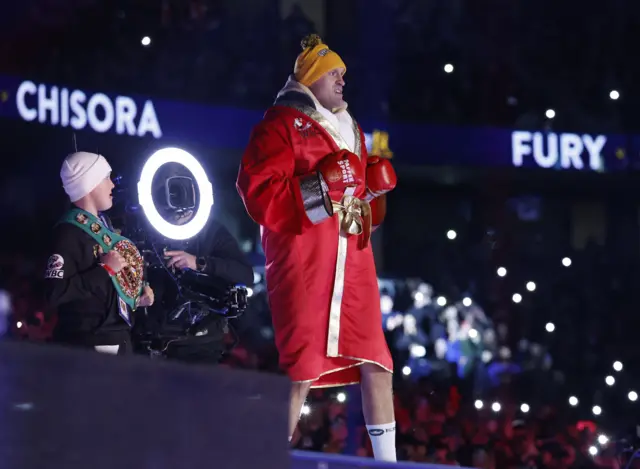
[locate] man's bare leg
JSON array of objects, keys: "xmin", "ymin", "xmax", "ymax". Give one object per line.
[
  {"xmin": 289, "ymin": 381, "xmax": 312, "ymax": 440},
  {"xmin": 360, "ymin": 363, "xmax": 396, "ymax": 461}
]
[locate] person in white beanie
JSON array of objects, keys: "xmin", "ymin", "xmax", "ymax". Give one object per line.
[{"xmin": 43, "ymin": 152, "xmax": 154, "ymax": 355}]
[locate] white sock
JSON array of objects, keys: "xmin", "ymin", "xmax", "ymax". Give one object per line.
[{"xmin": 366, "ymin": 421, "xmax": 397, "ymax": 462}]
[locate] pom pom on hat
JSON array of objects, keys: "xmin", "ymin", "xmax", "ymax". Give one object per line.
[
  {"xmin": 60, "ymin": 151, "xmax": 112, "ymax": 202},
  {"xmin": 294, "ymin": 34, "xmax": 346, "ymax": 87},
  {"xmin": 300, "ymin": 34, "xmax": 323, "ymax": 50}
]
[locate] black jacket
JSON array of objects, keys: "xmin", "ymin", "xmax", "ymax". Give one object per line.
[
  {"xmin": 189, "ymin": 219, "xmax": 254, "ymax": 287},
  {"xmin": 44, "ymin": 222, "xmax": 130, "ymax": 347},
  {"xmin": 137, "ymin": 219, "xmax": 253, "ymax": 361}
]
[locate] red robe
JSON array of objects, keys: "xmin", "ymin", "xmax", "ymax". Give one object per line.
[{"xmin": 237, "ymin": 89, "xmax": 393, "ymax": 389}]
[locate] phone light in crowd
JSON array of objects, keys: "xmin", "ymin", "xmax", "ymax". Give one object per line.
[
  {"xmin": 610, "ymin": 90, "xmax": 620, "ymax": 100},
  {"xmin": 385, "ymin": 313, "xmax": 404, "ymax": 331},
  {"xmin": 413, "ymin": 291, "xmax": 425, "ymax": 305},
  {"xmin": 546, "ymin": 322, "xmax": 555, "ymax": 333},
  {"xmin": 402, "ymin": 366, "xmax": 411, "ymax": 376},
  {"xmin": 512, "ymin": 293, "xmax": 522, "ymax": 304},
  {"xmin": 409, "ymin": 343, "xmax": 427, "ymax": 358},
  {"xmin": 301, "ymin": 404, "xmax": 311, "ymax": 416},
  {"xmin": 444, "ymin": 64, "xmax": 454, "ymax": 73},
  {"xmin": 336, "ymin": 392, "xmax": 346, "ymax": 403},
  {"xmin": 589, "ymin": 446, "xmax": 598, "ymax": 456},
  {"xmin": 462, "ymin": 297, "xmax": 472, "ymax": 307},
  {"xmin": 474, "ymin": 399, "xmax": 483, "ymax": 410},
  {"xmin": 380, "ymin": 295, "xmax": 394, "ymax": 314},
  {"xmin": 16, "ymin": 321, "xmax": 23, "ymax": 329},
  {"xmin": 141, "ymin": 36, "xmax": 151, "ymax": 46},
  {"xmin": 613, "ymin": 361, "xmax": 623, "ymax": 372},
  {"xmin": 138, "ymin": 147, "xmax": 214, "ymax": 240},
  {"xmin": 492, "ymin": 402, "xmax": 501, "ymax": 412},
  {"xmin": 468, "ymin": 328, "xmax": 478, "ymax": 339},
  {"xmin": 526, "ymin": 281, "xmax": 536, "ymax": 292},
  {"xmin": 481, "ymin": 350, "xmax": 493, "ymax": 363},
  {"xmin": 497, "ymin": 267, "xmax": 507, "ymax": 277},
  {"xmin": 569, "ymin": 396, "xmax": 579, "ymax": 406},
  {"xmin": 436, "ymin": 296, "xmax": 447, "ymax": 307},
  {"xmin": 520, "ymin": 403, "xmax": 530, "ymax": 413},
  {"xmin": 447, "ymin": 230, "xmax": 457, "ymax": 240},
  {"xmin": 605, "ymin": 375, "xmax": 615, "ymax": 386},
  {"xmin": 598, "ymin": 434, "xmax": 609, "ymax": 445},
  {"xmin": 546, "ymin": 109, "xmax": 556, "ymax": 119},
  {"xmin": 562, "ymin": 257, "xmax": 572, "ymax": 267},
  {"xmin": 628, "ymin": 391, "xmax": 638, "ymax": 402},
  {"xmin": 592, "ymin": 405, "xmax": 602, "ymax": 416}
]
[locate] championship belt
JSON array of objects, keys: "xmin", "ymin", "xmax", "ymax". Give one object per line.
[{"xmin": 58, "ymin": 208, "xmax": 145, "ymax": 326}]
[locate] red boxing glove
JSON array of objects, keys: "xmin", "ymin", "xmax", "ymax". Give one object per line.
[
  {"xmin": 316, "ymin": 150, "xmax": 364, "ymax": 193},
  {"xmin": 366, "ymin": 156, "xmax": 398, "ymax": 202},
  {"xmin": 365, "ymin": 156, "xmax": 397, "ymax": 201}
]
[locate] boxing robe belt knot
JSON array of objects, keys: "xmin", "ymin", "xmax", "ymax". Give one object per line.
[{"xmin": 331, "ymin": 195, "xmax": 372, "ymax": 249}]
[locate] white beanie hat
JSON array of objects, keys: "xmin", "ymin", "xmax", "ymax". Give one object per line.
[{"xmin": 60, "ymin": 151, "xmax": 112, "ymax": 202}]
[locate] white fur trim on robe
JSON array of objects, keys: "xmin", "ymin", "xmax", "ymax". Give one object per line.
[{"xmin": 276, "ymin": 76, "xmax": 357, "ymax": 153}]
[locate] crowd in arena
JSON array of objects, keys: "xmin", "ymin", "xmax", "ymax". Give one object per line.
[
  {"xmin": 5, "ymin": 205, "xmax": 639, "ymax": 467},
  {"xmin": 2, "ymin": 1, "xmax": 640, "ymax": 467}
]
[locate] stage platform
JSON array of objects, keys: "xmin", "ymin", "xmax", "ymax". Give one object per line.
[
  {"xmin": 0, "ymin": 340, "xmax": 290, "ymax": 469},
  {"xmin": 291, "ymin": 450, "xmax": 466, "ymax": 468},
  {"xmin": 0, "ymin": 340, "xmax": 470, "ymax": 469}
]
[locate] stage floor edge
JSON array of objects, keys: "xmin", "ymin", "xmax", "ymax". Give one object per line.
[{"xmin": 291, "ymin": 450, "xmax": 473, "ymax": 468}]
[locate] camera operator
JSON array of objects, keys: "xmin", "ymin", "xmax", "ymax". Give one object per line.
[
  {"xmin": 44, "ymin": 152, "xmax": 154, "ymax": 355},
  {"xmin": 135, "ymin": 163, "xmax": 253, "ymax": 364}
]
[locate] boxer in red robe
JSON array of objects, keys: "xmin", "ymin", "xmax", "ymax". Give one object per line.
[{"xmin": 237, "ymin": 34, "xmax": 398, "ymax": 461}]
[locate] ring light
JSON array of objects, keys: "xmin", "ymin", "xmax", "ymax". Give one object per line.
[{"xmin": 137, "ymin": 147, "xmax": 214, "ymax": 240}]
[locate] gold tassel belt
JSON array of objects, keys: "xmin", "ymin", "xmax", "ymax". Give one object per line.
[{"xmin": 331, "ymin": 195, "xmax": 372, "ymax": 249}]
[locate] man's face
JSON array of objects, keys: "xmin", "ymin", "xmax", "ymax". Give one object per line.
[
  {"xmin": 91, "ymin": 175, "xmax": 115, "ymax": 211},
  {"xmin": 309, "ymin": 67, "xmax": 346, "ymax": 111}
]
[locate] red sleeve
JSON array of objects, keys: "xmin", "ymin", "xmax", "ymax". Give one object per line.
[{"xmin": 237, "ymin": 112, "xmax": 333, "ymax": 234}]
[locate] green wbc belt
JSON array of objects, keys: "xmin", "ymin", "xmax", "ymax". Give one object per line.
[{"xmin": 60, "ymin": 208, "xmax": 144, "ymax": 311}]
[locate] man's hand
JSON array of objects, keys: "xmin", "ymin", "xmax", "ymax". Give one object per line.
[
  {"xmin": 100, "ymin": 250, "xmax": 128, "ymax": 273},
  {"xmin": 137, "ymin": 284, "xmax": 155, "ymax": 307},
  {"xmin": 165, "ymin": 250, "xmax": 197, "ymax": 271}
]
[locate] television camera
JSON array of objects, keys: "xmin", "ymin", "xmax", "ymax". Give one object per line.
[{"xmin": 111, "ymin": 155, "xmax": 248, "ymax": 359}]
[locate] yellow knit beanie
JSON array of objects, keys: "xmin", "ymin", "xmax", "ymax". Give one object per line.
[{"xmin": 294, "ymin": 34, "xmax": 346, "ymax": 87}]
